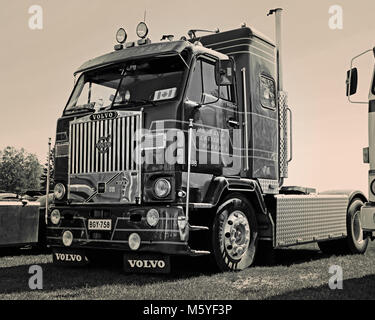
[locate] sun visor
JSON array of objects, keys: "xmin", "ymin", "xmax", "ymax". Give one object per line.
[{"xmin": 74, "ymin": 41, "xmax": 189, "ymax": 75}]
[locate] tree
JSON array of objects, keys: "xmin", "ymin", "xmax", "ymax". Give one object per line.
[
  {"xmin": 40, "ymin": 146, "xmax": 55, "ymax": 191},
  {"xmin": 0, "ymin": 146, "xmax": 43, "ymax": 193}
]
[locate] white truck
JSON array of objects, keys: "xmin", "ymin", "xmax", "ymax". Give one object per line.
[{"xmin": 347, "ymin": 47, "xmax": 375, "ymax": 236}]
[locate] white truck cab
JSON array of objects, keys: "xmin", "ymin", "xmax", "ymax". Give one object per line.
[{"xmin": 347, "ymin": 47, "xmax": 375, "ymax": 233}]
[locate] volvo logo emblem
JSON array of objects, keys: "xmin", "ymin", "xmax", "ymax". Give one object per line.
[
  {"xmin": 90, "ymin": 111, "xmax": 118, "ymax": 121},
  {"xmin": 96, "ymin": 135, "xmax": 112, "ymax": 153}
]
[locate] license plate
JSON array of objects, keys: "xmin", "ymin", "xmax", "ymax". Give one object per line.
[
  {"xmin": 123, "ymin": 254, "xmax": 171, "ymax": 274},
  {"xmin": 88, "ymin": 219, "xmax": 112, "ymax": 230}
]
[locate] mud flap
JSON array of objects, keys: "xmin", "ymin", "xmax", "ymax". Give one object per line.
[{"xmin": 123, "ymin": 253, "xmax": 171, "ymax": 274}]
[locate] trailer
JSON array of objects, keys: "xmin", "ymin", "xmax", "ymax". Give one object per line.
[
  {"xmin": 0, "ymin": 193, "xmax": 40, "ymax": 249},
  {"xmin": 47, "ymin": 9, "xmax": 371, "ymax": 272}
]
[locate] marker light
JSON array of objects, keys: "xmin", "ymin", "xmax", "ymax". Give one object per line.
[
  {"xmin": 136, "ymin": 22, "xmax": 149, "ymax": 39},
  {"xmin": 50, "ymin": 209, "xmax": 61, "ymax": 225},
  {"xmin": 54, "ymin": 183, "xmax": 66, "ymax": 200},
  {"xmin": 153, "ymin": 178, "xmax": 171, "ymax": 198},
  {"xmin": 62, "ymin": 230, "xmax": 73, "ymax": 247},
  {"xmin": 116, "ymin": 28, "xmax": 127, "ymax": 44},
  {"xmin": 146, "ymin": 209, "xmax": 160, "ymax": 227},
  {"xmin": 129, "ymin": 233, "xmax": 141, "ymax": 250}
]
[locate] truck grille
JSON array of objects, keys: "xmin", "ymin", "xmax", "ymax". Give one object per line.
[{"xmin": 69, "ymin": 112, "xmax": 141, "ymax": 174}]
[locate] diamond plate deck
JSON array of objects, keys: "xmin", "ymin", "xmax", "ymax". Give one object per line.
[{"xmin": 275, "ymin": 194, "xmax": 348, "ymax": 247}]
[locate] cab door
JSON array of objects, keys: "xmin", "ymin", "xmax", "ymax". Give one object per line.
[{"xmin": 184, "ymin": 56, "xmax": 240, "ymax": 176}]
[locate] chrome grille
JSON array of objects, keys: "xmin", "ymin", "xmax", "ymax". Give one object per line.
[{"xmin": 69, "ymin": 112, "xmax": 141, "ymax": 174}]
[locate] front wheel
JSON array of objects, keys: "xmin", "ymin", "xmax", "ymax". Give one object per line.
[{"xmin": 212, "ymin": 194, "xmax": 258, "ymax": 271}]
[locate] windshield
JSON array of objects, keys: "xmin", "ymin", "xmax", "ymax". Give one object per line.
[{"xmin": 65, "ymin": 54, "xmax": 187, "ymax": 113}]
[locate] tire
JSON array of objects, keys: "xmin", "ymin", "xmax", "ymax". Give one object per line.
[
  {"xmin": 212, "ymin": 193, "xmax": 258, "ymax": 271},
  {"xmin": 318, "ymin": 198, "xmax": 369, "ymax": 255},
  {"xmin": 346, "ymin": 198, "xmax": 369, "ymax": 254}
]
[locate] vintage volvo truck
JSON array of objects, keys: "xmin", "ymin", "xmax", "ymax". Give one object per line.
[{"xmin": 47, "ymin": 9, "xmax": 372, "ymax": 272}]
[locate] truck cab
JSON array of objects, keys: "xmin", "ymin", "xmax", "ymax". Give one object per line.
[{"xmin": 347, "ymin": 47, "xmax": 375, "ymax": 233}]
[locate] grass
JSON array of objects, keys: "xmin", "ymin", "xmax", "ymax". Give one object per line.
[{"xmin": 0, "ymin": 241, "xmax": 375, "ymax": 300}]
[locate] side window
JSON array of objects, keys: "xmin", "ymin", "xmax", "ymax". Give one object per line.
[
  {"xmin": 260, "ymin": 75, "xmax": 276, "ymax": 110},
  {"xmin": 186, "ymin": 57, "xmax": 235, "ymax": 103},
  {"xmin": 186, "ymin": 60, "xmax": 203, "ymax": 102},
  {"xmin": 202, "ymin": 60, "xmax": 234, "ymax": 103},
  {"xmin": 202, "ymin": 60, "xmax": 218, "ymax": 97}
]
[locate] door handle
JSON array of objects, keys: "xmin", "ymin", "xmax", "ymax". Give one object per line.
[{"xmin": 227, "ymin": 119, "xmax": 240, "ymax": 128}]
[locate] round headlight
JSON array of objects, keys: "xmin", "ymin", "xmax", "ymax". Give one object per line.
[
  {"xmin": 136, "ymin": 22, "xmax": 148, "ymax": 39},
  {"xmin": 129, "ymin": 233, "xmax": 141, "ymax": 251},
  {"xmin": 146, "ymin": 209, "xmax": 160, "ymax": 227},
  {"xmin": 62, "ymin": 230, "xmax": 73, "ymax": 247},
  {"xmin": 371, "ymin": 180, "xmax": 375, "ymax": 196},
  {"xmin": 153, "ymin": 178, "xmax": 171, "ymax": 198},
  {"xmin": 116, "ymin": 28, "xmax": 127, "ymax": 44},
  {"xmin": 50, "ymin": 209, "xmax": 61, "ymax": 225},
  {"xmin": 54, "ymin": 183, "xmax": 66, "ymax": 200}
]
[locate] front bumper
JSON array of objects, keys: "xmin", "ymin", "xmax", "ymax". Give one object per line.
[
  {"xmin": 46, "ymin": 205, "xmax": 191, "ymax": 255},
  {"xmin": 360, "ymin": 204, "xmax": 375, "ymax": 231}
]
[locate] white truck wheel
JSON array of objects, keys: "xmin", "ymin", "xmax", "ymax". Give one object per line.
[{"xmin": 346, "ymin": 199, "xmax": 369, "ymax": 254}]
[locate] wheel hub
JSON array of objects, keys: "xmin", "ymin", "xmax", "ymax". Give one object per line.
[
  {"xmin": 352, "ymin": 210, "xmax": 364, "ymax": 244},
  {"xmin": 223, "ymin": 210, "xmax": 250, "ymax": 260}
]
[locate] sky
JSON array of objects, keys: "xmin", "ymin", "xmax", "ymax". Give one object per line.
[{"xmin": 0, "ymin": 0, "xmax": 374, "ymax": 193}]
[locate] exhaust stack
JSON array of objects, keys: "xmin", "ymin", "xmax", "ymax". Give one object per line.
[
  {"xmin": 268, "ymin": 8, "xmax": 291, "ymax": 183},
  {"xmin": 268, "ymin": 8, "xmax": 284, "ymax": 91}
]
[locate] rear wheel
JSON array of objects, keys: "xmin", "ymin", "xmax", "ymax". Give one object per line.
[
  {"xmin": 212, "ymin": 194, "xmax": 258, "ymax": 271},
  {"xmin": 346, "ymin": 198, "xmax": 369, "ymax": 254},
  {"xmin": 318, "ymin": 198, "xmax": 369, "ymax": 255}
]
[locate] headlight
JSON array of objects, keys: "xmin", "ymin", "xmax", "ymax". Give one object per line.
[
  {"xmin": 146, "ymin": 209, "xmax": 160, "ymax": 227},
  {"xmin": 370, "ymin": 179, "xmax": 375, "ymax": 196},
  {"xmin": 62, "ymin": 230, "xmax": 73, "ymax": 247},
  {"xmin": 153, "ymin": 178, "xmax": 171, "ymax": 198},
  {"xmin": 129, "ymin": 233, "xmax": 141, "ymax": 251},
  {"xmin": 54, "ymin": 183, "xmax": 66, "ymax": 200},
  {"xmin": 50, "ymin": 209, "xmax": 61, "ymax": 225}
]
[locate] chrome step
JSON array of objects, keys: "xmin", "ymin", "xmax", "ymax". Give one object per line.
[
  {"xmin": 189, "ymin": 249, "xmax": 211, "ymax": 256},
  {"xmin": 189, "ymin": 225, "xmax": 209, "ymax": 231}
]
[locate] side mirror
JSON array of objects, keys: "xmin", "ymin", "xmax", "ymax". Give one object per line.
[
  {"xmin": 216, "ymin": 60, "xmax": 234, "ymax": 86},
  {"xmin": 346, "ymin": 67, "xmax": 358, "ymax": 96}
]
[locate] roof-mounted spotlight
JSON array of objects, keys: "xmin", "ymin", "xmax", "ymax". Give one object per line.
[
  {"xmin": 114, "ymin": 28, "xmax": 127, "ymax": 50},
  {"xmin": 116, "ymin": 28, "xmax": 128, "ymax": 44},
  {"xmin": 136, "ymin": 22, "xmax": 149, "ymax": 39}
]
